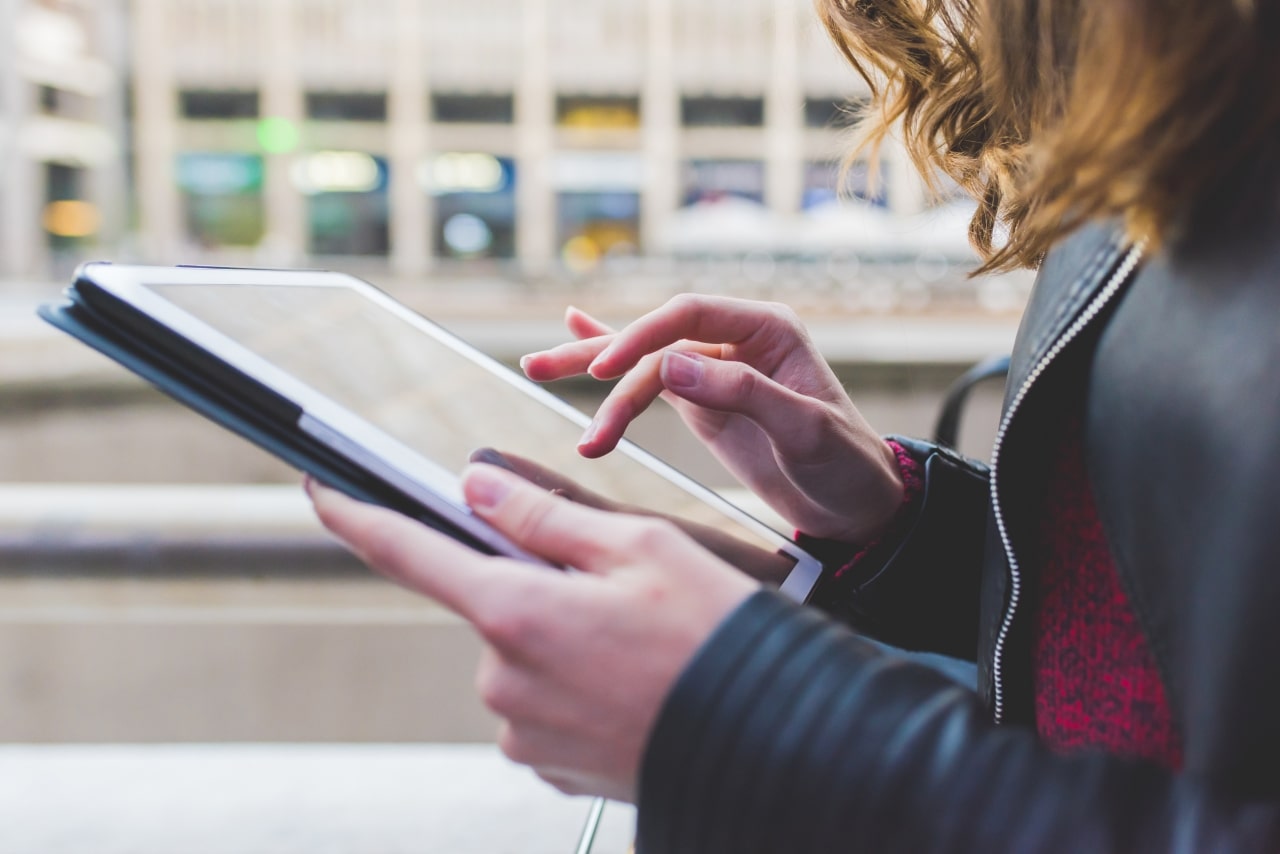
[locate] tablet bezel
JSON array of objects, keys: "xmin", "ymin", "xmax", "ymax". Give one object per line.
[{"xmin": 73, "ymin": 262, "xmax": 823, "ymax": 601}]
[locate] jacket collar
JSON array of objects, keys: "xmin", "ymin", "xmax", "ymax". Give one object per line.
[{"xmin": 1005, "ymin": 222, "xmax": 1130, "ymax": 395}]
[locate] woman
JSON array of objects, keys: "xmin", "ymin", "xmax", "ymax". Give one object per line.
[{"xmin": 309, "ymin": 0, "xmax": 1280, "ymax": 848}]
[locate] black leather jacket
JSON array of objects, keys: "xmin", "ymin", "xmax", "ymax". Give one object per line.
[{"xmin": 636, "ymin": 193, "xmax": 1280, "ymax": 851}]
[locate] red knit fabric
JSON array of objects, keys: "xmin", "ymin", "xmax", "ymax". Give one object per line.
[
  {"xmin": 822, "ymin": 432, "xmax": 1179, "ymax": 766},
  {"xmin": 1032, "ymin": 415, "xmax": 1183, "ymax": 769}
]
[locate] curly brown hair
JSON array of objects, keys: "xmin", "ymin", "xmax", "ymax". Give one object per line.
[{"xmin": 818, "ymin": 0, "xmax": 1280, "ymax": 272}]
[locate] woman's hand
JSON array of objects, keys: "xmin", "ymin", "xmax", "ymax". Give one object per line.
[
  {"xmin": 521, "ymin": 295, "xmax": 904, "ymax": 544},
  {"xmin": 307, "ymin": 465, "xmax": 757, "ymax": 803}
]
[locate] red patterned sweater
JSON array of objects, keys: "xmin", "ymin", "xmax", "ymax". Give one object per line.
[
  {"xmin": 837, "ymin": 436, "xmax": 1183, "ymax": 769},
  {"xmin": 1032, "ymin": 416, "xmax": 1182, "ymax": 768}
]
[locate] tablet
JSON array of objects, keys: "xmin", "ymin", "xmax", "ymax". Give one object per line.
[{"xmin": 40, "ymin": 263, "xmax": 823, "ymax": 601}]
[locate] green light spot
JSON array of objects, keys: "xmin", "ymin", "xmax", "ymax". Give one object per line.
[{"xmin": 257, "ymin": 117, "xmax": 299, "ymax": 154}]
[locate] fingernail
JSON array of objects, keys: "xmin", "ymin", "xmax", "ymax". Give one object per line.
[
  {"xmin": 518, "ymin": 354, "xmax": 534, "ymax": 373},
  {"xmin": 469, "ymin": 447, "xmax": 516, "ymax": 473},
  {"xmin": 662, "ymin": 350, "xmax": 702, "ymax": 389},
  {"xmin": 587, "ymin": 346, "xmax": 613, "ymax": 377},
  {"xmin": 578, "ymin": 420, "xmax": 599, "ymax": 448},
  {"xmin": 465, "ymin": 466, "xmax": 510, "ymax": 511},
  {"xmin": 304, "ymin": 476, "xmax": 344, "ymax": 509},
  {"xmin": 303, "ymin": 475, "xmax": 326, "ymax": 499}
]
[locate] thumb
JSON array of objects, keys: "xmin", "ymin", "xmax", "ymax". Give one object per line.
[{"xmin": 463, "ymin": 463, "xmax": 637, "ymax": 574}]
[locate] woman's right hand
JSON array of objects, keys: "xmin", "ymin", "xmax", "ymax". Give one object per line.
[{"xmin": 520, "ymin": 294, "xmax": 905, "ymax": 545}]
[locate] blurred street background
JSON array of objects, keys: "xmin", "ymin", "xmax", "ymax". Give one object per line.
[{"xmin": 0, "ymin": 0, "xmax": 1023, "ymax": 850}]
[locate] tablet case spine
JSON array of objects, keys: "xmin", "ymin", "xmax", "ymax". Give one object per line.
[{"xmin": 37, "ymin": 295, "xmax": 495, "ymax": 554}]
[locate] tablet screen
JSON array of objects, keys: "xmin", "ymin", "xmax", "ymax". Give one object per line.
[{"xmin": 144, "ymin": 281, "xmax": 797, "ymax": 575}]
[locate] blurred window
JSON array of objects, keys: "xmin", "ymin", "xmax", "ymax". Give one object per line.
[
  {"xmin": 803, "ymin": 97, "xmax": 867, "ymax": 130},
  {"xmin": 38, "ymin": 85, "xmax": 91, "ymax": 119},
  {"xmin": 803, "ymin": 159, "xmax": 886, "ymax": 209},
  {"xmin": 431, "ymin": 93, "xmax": 515, "ymax": 124},
  {"xmin": 176, "ymin": 153, "xmax": 266, "ymax": 248},
  {"xmin": 39, "ymin": 86, "xmax": 59, "ymax": 113},
  {"xmin": 556, "ymin": 192, "xmax": 640, "ymax": 273},
  {"xmin": 427, "ymin": 153, "xmax": 517, "ymax": 260},
  {"xmin": 305, "ymin": 91, "xmax": 387, "ymax": 122},
  {"xmin": 43, "ymin": 163, "xmax": 93, "ymax": 255},
  {"xmin": 46, "ymin": 163, "xmax": 81, "ymax": 203},
  {"xmin": 301, "ymin": 153, "xmax": 390, "ymax": 256},
  {"xmin": 680, "ymin": 96, "xmax": 765, "ymax": 128},
  {"xmin": 682, "ymin": 159, "xmax": 765, "ymax": 205},
  {"xmin": 179, "ymin": 90, "xmax": 260, "ymax": 120},
  {"xmin": 556, "ymin": 95, "xmax": 641, "ymax": 130}
]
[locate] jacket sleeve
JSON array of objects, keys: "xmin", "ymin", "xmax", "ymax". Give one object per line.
[
  {"xmin": 805, "ymin": 436, "xmax": 991, "ymax": 662},
  {"xmin": 637, "ymin": 590, "xmax": 1280, "ymax": 854}
]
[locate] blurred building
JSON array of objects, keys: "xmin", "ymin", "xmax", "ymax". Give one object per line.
[
  {"xmin": 130, "ymin": 0, "xmax": 942, "ymax": 279},
  {"xmin": 0, "ymin": 0, "xmax": 128, "ymax": 279}
]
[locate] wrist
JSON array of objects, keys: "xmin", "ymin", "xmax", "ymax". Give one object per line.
[
  {"xmin": 795, "ymin": 439, "xmax": 924, "ymax": 576},
  {"xmin": 837, "ymin": 440, "xmax": 923, "ymax": 573}
]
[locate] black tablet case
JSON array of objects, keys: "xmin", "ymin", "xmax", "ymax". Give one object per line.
[{"xmin": 38, "ymin": 284, "xmax": 497, "ymax": 553}]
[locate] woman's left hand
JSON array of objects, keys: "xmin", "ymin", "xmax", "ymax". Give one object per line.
[{"xmin": 307, "ymin": 464, "xmax": 758, "ymax": 803}]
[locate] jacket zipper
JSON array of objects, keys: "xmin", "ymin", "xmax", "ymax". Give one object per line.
[{"xmin": 987, "ymin": 240, "xmax": 1145, "ymax": 724}]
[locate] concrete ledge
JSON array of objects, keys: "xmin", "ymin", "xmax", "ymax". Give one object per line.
[
  {"xmin": 0, "ymin": 484, "xmax": 321, "ymax": 538},
  {"xmin": 0, "ymin": 485, "xmax": 497, "ymax": 743},
  {"xmin": 0, "ymin": 619, "xmax": 497, "ymax": 742},
  {"xmin": 0, "ymin": 482, "xmax": 790, "ymax": 549}
]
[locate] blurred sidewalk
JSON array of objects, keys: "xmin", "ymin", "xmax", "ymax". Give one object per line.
[{"xmin": 0, "ymin": 743, "xmax": 637, "ymax": 854}]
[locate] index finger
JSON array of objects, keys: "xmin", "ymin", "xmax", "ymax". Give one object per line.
[
  {"xmin": 520, "ymin": 334, "xmax": 616, "ymax": 382},
  {"xmin": 587, "ymin": 294, "xmax": 787, "ymax": 380}
]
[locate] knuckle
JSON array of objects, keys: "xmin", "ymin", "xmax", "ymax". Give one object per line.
[
  {"xmin": 622, "ymin": 516, "xmax": 681, "ymax": 556},
  {"xmin": 791, "ymin": 403, "xmax": 844, "ymax": 460},
  {"xmin": 765, "ymin": 300, "xmax": 801, "ymax": 326},
  {"xmin": 474, "ymin": 653, "xmax": 512, "ymax": 714},
  {"xmin": 475, "ymin": 676, "xmax": 505, "ymax": 716},
  {"xmin": 732, "ymin": 365, "xmax": 761, "ymax": 400},
  {"xmin": 668, "ymin": 292, "xmax": 701, "ymax": 313},
  {"xmin": 762, "ymin": 297, "xmax": 793, "ymax": 317},
  {"xmin": 473, "ymin": 595, "xmax": 536, "ymax": 649},
  {"xmin": 666, "ymin": 293, "xmax": 708, "ymax": 327},
  {"xmin": 509, "ymin": 497, "xmax": 556, "ymax": 550},
  {"xmin": 496, "ymin": 723, "xmax": 530, "ymax": 764}
]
